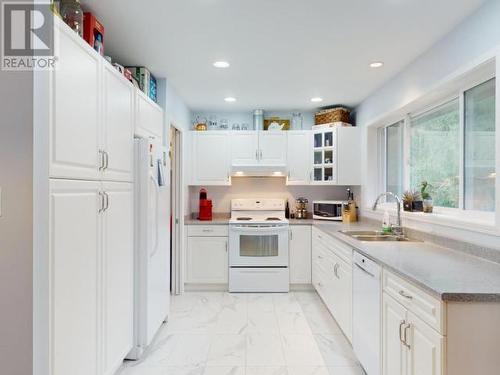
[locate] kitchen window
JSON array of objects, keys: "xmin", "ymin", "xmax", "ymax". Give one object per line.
[
  {"xmin": 382, "ymin": 78, "xmax": 496, "ymax": 214},
  {"xmin": 385, "ymin": 121, "xmax": 404, "ymax": 197}
]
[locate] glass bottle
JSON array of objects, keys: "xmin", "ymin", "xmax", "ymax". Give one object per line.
[
  {"xmin": 292, "ymin": 112, "xmax": 303, "ymax": 130},
  {"xmin": 61, "ymin": 0, "xmax": 84, "ymax": 37}
]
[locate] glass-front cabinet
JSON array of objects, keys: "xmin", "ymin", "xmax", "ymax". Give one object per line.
[{"xmin": 312, "ymin": 126, "xmax": 337, "ymax": 184}]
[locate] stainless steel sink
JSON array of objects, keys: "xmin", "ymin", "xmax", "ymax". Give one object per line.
[{"xmin": 341, "ymin": 230, "xmax": 416, "ymax": 242}]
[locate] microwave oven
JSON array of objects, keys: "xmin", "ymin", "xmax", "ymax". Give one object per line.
[{"xmin": 313, "ymin": 200, "xmax": 347, "ymax": 221}]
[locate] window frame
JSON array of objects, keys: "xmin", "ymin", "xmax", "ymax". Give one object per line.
[{"xmin": 380, "ymin": 76, "xmax": 496, "ymax": 218}]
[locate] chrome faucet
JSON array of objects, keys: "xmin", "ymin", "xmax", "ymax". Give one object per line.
[{"xmin": 372, "ymin": 192, "xmax": 403, "ymax": 236}]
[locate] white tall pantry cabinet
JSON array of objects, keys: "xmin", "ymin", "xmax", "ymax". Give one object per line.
[{"xmin": 34, "ymin": 19, "xmax": 156, "ymax": 375}]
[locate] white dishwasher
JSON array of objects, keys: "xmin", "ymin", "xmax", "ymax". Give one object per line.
[{"xmin": 353, "ymin": 251, "xmax": 381, "ymax": 375}]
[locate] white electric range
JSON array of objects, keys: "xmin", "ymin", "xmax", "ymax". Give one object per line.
[{"xmin": 228, "ymin": 198, "xmax": 290, "ymax": 293}]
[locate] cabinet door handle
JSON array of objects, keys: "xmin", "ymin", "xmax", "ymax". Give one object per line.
[
  {"xmin": 399, "ymin": 290, "xmax": 413, "ymax": 300},
  {"xmin": 104, "ymin": 151, "xmax": 109, "ymax": 170},
  {"xmin": 399, "ymin": 320, "xmax": 406, "ymax": 345},
  {"xmin": 225, "ymin": 241, "xmax": 228, "ymax": 252},
  {"xmin": 403, "ymin": 323, "xmax": 411, "ymax": 349},
  {"xmin": 98, "ymin": 150, "xmax": 104, "ymax": 171},
  {"xmin": 98, "ymin": 191, "xmax": 105, "ymax": 213},
  {"xmin": 259, "ymin": 149, "xmax": 263, "ymax": 159},
  {"xmin": 104, "ymin": 192, "xmax": 109, "ymax": 211},
  {"xmin": 255, "ymin": 149, "xmax": 259, "ymax": 160},
  {"xmin": 289, "ymin": 229, "xmax": 293, "ymax": 240}
]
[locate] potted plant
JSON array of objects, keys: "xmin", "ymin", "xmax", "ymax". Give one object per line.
[
  {"xmin": 402, "ymin": 190, "xmax": 422, "ymax": 212},
  {"xmin": 420, "ymin": 181, "xmax": 433, "ymax": 213}
]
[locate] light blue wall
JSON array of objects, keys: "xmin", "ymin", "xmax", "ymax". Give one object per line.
[
  {"xmin": 157, "ymin": 78, "xmax": 192, "ymax": 131},
  {"xmin": 355, "ymin": 0, "xmax": 500, "ymax": 127}
]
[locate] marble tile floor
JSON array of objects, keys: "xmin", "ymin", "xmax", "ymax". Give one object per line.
[{"xmin": 118, "ymin": 291, "xmax": 365, "ymax": 375}]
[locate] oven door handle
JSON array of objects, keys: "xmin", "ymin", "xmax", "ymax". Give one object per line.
[{"xmin": 230, "ymin": 225, "xmax": 289, "ymax": 233}]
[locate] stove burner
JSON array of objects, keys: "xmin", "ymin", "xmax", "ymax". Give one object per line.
[
  {"xmin": 236, "ymin": 217, "xmax": 252, "ymax": 221},
  {"xmin": 266, "ymin": 217, "xmax": 281, "ymax": 221}
]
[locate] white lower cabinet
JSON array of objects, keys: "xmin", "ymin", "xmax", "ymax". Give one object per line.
[
  {"xmin": 49, "ymin": 179, "xmax": 133, "ymax": 375},
  {"xmin": 186, "ymin": 226, "xmax": 228, "ymax": 284},
  {"xmin": 383, "ymin": 292, "xmax": 410, "ymax": 375},
  {"xmin": 382, "ymin": 292, "xmax": 444, "ymax": 375},
  {"xmin": 50, "ymin": 180, "xmax": 101, "ymax": 375},
  {"xmin": 101, "ymin": 182, "xmax": 134, "ymax": 375},
  {"xmin": 289, "ymin": 225, "xmax": 312, "ymax": 284},
  {"xmin": 407, "ymin": 311, "xmax": 444, "ymax": 375},
  {"xmin": 312, "ymin": 228, "xmax": 352, "ymax": 341}
]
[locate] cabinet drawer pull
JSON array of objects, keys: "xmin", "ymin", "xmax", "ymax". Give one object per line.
[
  {"xmin": 333, "ymin": 263, "xmax": 340, "ymax": 278},
  {"xmin": 202, "ymin": 228, "xmax": 213, "ymax": 232},
  {"xmin": 399, "ymin": 290, "xmax": 413, "ymax": 300}
]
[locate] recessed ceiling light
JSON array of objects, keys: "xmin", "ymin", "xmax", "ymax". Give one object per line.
[
  {"xmin": 369, "ymin": 61, "xmax": 384, "ymax": 68},
  {"xmin": 224, "ymin": 97, "xmax": 236, "ymax": 102},
  {"xmin": 311, "ymin": 97, "xmax": 323, "ymax": 103},
  {"xmin": 213, "ymin": 61, "xmax": 230, "ymax": 68}
]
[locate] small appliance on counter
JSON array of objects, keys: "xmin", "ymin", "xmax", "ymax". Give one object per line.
[
  {"xmin": 295, "ymin": 197, "xmax": 308, "ymax": 219},
  {"xmin": 313, "ymin": 200, "xmax": 345, "ymax": 221},
  {"xmin": 198, "ymin": 188, "xmax": 213, "ymax": 221}
]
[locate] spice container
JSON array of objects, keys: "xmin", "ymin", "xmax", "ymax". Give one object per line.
[{"xmin": 253, "ymin": 109, "xmax": 264, "ymax": 130}]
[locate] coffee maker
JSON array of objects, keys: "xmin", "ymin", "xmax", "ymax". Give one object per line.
[
  {"xmin": 198, "ymin": 188, "xmax": 213, "ymax": 221},
  {"xmin": 295, "ymin": 197, "xmax": 308, "ymax": 219}
]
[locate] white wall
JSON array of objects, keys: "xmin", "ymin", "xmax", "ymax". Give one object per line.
[
  {"xmin": 354, "ymin": 0, "xmax": 500, "ymax": 248},
  {"xmin": 0, "ymin": 55, "xmax": 33, "ymax": 375},
  {"xmin": 189, "ymin": 178, "xmax": 359, "ymax": 214},
  {"xmin": 355, "ymin": 0, "xmax": 500, "ymax": 128}
]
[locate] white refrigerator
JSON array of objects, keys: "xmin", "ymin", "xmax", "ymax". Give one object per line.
[{"xmin": 127, "ymin": 137, "xmax": 170, "ymax": 360}]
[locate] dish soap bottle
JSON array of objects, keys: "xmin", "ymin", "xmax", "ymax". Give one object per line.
[{"xmin": 382, "ymin": 210, "xmax": 391, "ymax": 234}]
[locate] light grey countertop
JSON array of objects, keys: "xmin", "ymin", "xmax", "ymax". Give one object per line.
[
  {"xmin": 313, "ymin": 222, "xmax": 500, "ymax": 303},
  {"xmin": 185, "ymin": 214, "xmax": 500, "ymax": 302}
]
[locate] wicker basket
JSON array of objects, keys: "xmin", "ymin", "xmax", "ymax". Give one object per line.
[{"xmin": 315, "ymin": 107, "xmax": 350, "ymax": 125}]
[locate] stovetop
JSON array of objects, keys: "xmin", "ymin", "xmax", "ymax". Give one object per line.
[{"xmin": 229, "ymin": 198, "xmax": 288, "ymax": 225}]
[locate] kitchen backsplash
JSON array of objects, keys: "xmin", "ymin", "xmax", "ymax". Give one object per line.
[{"xmin": 189, "ymin": 177, "xmax": 361, "ymax": 213}]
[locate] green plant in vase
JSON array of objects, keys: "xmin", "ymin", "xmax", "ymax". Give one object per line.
[
  {"xmin": 420, "ymin": 181, "xmax": 433, "ymax": 213},
  {"xmin": 402, "ymin": 190, "xmax": 422, "ymax": 212}
]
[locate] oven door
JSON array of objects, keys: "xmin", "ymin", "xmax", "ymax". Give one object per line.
[{"xmin": 229, "ymin": 224, "xmax": 289, "ymax": 267}]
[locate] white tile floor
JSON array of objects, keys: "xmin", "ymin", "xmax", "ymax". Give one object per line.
[{"xmin": 118, "ymin": 291, "xmax": 365, "ymax": 375}]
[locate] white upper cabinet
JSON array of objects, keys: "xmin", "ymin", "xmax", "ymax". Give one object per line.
[
  {"xmin": 231, "ymin": 132, "xmax": 259, "ymax": 165},
  {"xmin": 50, "ymin": 22, "xmax": 101, "ymax": 180},
  {"xmin": 312, "ymin": 125, "xmax": 360, "ymax": 185},
  {"xmin": 191, "ymin": 132, "xmax": 231, "ymax": 185},
  {"xmin": 259, "ymin": 131, "xmax": 287, "ymax": 165},
  {"xmin": 286, "ymin": 131, "xmax": 311, "ymax": 185},
  {"xmin": 230, "ymin": 131, "xmax": 286, "ymax": 166},
  {"xmin": 50, "ymin": 20, "xmax": 154, "ymax": 182},
  {"xmin": 102, "ymin": 64, "xmax": 134, "ymax": 182},
  {"xmin": 135, "ymin": 90, "xmax": 163, "ymax": 139}
]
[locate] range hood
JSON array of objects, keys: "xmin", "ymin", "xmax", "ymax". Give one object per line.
[{"xmin": 231, "ymin": 164, "xmax": 287, "ymax": 177}]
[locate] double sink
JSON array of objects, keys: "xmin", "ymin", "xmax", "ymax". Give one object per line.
[{"xmin": 341, "ymin": 230, "xmax": 417, "ymax": 242}]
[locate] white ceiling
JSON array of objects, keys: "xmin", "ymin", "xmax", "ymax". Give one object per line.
[{"xmin": 81, "ymin": 0, "xmax": 485, "ymax": 112}]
